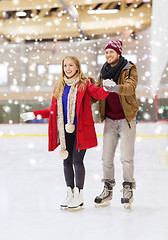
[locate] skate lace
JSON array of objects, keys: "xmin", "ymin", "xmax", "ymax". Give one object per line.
[
  {"xmin": 98, "ymin": 186, "xmax": 112, "ymax": 199},
  {"xmin": 120, "ymin": 188, "xmax": 132, "ymax": 198},
  {"xmin": 64, "ymin": 191, "xmax": 73, "ymax": 201},
  {"xmin": 65, "ymin": 195, "xmax": 70, "ymax": 201}
]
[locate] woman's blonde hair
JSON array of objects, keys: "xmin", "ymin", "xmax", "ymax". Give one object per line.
[{"xmin": 54, "ymin": 56, "xmax": 88, "ymax": 99}]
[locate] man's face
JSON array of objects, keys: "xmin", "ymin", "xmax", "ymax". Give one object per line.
[{"xmin": 105, "ymin": 48, "xmax": 120, "ymax": 66}]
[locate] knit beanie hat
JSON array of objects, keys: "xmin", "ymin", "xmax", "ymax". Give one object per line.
[{"xmin": 104, "ymin": 40, "xmax": 122, "ymax": 55}]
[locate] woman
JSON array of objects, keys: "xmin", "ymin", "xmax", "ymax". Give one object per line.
[{"xmin": 20, "ymin": 56, "xmax": 109, "ymax": 211}]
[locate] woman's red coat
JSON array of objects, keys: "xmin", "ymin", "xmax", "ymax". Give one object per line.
[{"xmin": 33, "ymin": 82, "xmax": 109, "ymax": 152}]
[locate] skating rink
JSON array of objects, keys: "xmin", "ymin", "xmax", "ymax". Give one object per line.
[{"xmin": 0, "ymin": 121, "xmax": 168, "ymax": 240}]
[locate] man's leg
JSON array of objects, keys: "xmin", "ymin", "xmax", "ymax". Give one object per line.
[{"xmin": 119, "ymin": 118, "xmax": 136, "ymax": 188}]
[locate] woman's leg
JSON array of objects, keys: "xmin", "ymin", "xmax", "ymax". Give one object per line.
[
  {"xmin": 73, "ymin": 138, "xmax": 86, "ymax": 190},
  {"xmin": 63, "ymin": 130, "xmax": 76, "ymax": 189}
]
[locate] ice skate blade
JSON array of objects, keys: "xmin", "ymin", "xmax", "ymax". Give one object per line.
[
  {"xmin": 123, "ymin": 198, "xmax": 133, "ymax": 209},
  {"xmin": 68, "ymin": 206, "xmax": 84, "ymax": 212},
  {"xmin": 123, "ymin": 203, "xmax": 132, "ymax": 209},
  {"xmin": 95, "ymin": 200, "xmax": 111, "ymax": 208},
  {"xmin": 60, "ymin": 206, "xmax": 68, "ymax": 210}
]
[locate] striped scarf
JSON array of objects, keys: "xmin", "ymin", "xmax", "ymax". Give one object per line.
[{"xmin": 57, "ymin": 75, "xmax": 80, "ymax": 159}]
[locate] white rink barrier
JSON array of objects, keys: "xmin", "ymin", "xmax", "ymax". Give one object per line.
[{"xmin": 0, "ymin": 122, "xmax": 168, "ymax": 138}]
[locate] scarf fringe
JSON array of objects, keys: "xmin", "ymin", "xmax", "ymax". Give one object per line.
[
  {"xmin": 65, "ymin": 123, "xmax": 75, "ymax": 133},
  {"xmin": 59, "ymin": 149, "xmax": 69, "ymax": 160}
]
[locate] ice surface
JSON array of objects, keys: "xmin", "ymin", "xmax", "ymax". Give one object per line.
[{"xmin": 0, "ymin": 122, "xmax": 168, "ymax": 240}]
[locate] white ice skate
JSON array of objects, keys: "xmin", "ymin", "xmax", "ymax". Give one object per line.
[
  {"xmin": 121, "ymin": 182, "xmax": 133, "ymax": 209},
  {"xmin": 60, "ymin": 187, "xmax": 73, "ymax": 210},
  {"xmin": 68, "ymin": 187, "xmax": 84, "ymax": 211},
  {"xmin": 94, "ymin": 182, "xmax": 113, "ymax": 207}
]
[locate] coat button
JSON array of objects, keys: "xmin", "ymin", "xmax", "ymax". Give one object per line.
[
  {"xmin": 79, "ymin": 114, "xmax": 82, "ymax": 117},
  {"xmin": 79, "ymin": 144, "xmax": 82, "ymax": 147},
  {"xmin": 79, "ymin": 130, "xmax": 82, "ymax": 132}
]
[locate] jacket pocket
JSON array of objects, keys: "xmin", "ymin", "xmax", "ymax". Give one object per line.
[
  {"xmin": 124, "ymin": 96, "xmax": 138, "ymax": 111},
  {"xmin": 83, "ymin": 123, "xmax": 95, "ymax": 140}
]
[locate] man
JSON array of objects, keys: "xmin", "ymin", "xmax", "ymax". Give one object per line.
[{"xmin": 94, "ymin": 40, "xmax": 139, "ymax": 208}]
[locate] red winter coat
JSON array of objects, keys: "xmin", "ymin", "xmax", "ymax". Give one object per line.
[{"xmin": 33, "ymin": 81, "xmax": 109, "ymax": 152}]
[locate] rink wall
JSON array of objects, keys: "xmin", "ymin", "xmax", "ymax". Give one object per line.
[{"xmin": 0, "ymin": 122, "xmax": 168, "ymax": 138}]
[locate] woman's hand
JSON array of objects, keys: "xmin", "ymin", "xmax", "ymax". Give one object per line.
[{"xmin": 20, "ymin": 112, "xmax": 35, "ymax": 121}]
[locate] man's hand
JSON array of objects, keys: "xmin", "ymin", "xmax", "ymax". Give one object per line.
[{"xmin": 103, "ymin": 79, "xmax": 120, "ymax": 92}]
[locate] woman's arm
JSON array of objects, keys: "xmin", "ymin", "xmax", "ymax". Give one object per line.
[
  {"xmin": 88, "ymin": 82, "xmax": 109, "ymax": 100},
  {"xmin": 20, "ymin": 107, "xmax": 51, "ymax": 121},
  {"xmin": 33, "ymin": 108, "xmax": 51, "ymax": 119}
]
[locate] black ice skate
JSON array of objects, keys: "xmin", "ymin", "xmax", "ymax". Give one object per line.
[
  {"xmin": 94, "ymin": 181, "xmax": 113, "ymax": 207},
  {"xmin": 121, "ymin": 182, "xmax": 133, "ymax": 209}
]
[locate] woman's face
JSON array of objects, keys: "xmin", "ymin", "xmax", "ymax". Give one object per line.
[{"xmin": 63, "ymin": 58, "xmax": 78, "ymax": 78}]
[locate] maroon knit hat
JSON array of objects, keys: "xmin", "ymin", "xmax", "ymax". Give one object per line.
[{"xmin": 104, "ymin": 40, "xmax": 122, "ymax": 55}]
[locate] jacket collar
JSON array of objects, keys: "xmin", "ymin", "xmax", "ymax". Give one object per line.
[{"xmin": 123, "ymin": 61, "xmax": 135, "ymax": 70}]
